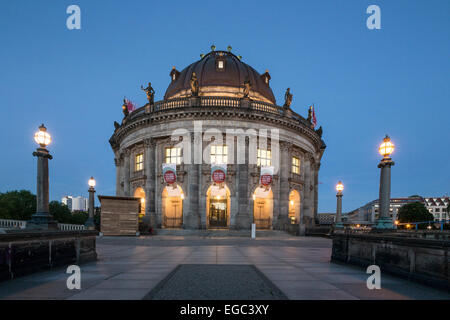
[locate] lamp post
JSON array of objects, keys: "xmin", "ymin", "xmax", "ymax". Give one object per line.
[
  {"xmin": 335, "ymin": 181, "xmax": 344, "ymax": 228},
  {"xmin": 376, "ymin": 135, "xmax": 395, "ymax": 229},
  {"xmin": 29, "ymin": 124, "xmax": 57, "ymax": 229},
  {"xmin": 85, "ymin": 177, "xmax": 96, "ymax": 230}
]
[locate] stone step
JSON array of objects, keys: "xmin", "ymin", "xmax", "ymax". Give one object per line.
[{"xmin": 153, "ymin": 228, "xmax": 293, "ymax": 238}]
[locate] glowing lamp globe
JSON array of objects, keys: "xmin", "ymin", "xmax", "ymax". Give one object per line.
[
  {"xmin": 34, "ymin": 124, "xmax": 51, "ymax": 147},
  {"xmin": 88, "ymin": 177, "xmax": 96, "ymax": 188},
  {"xmin": 336, "ymin": 181, "xmax": 344, "ymax": 192},
  {"xmin": 379, "ymin": 135, "xmax": 395, "ymax": 158}
]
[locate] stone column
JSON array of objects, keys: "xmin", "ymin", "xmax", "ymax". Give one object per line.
[
  {"xmin": 29, "ymin": 146, "xmax": 57, "ymax": 229},
  {"xmin": 335, "ymin": 191, "xmax": 343, "ymax": 228},
  {"xmin": 376, "ymin": 157, "xmax": 395, "ymax": 229},
  {"xmin": 185, "ymin": 133, "xmax": 200, "ymax": 229},
  {"xmin": 301, "ymin": 154, "xmax": 314, "ymax": 228},
  {"xmin": 144, "ymin": 138, "xmax": 156, "ymax": 228},
  {"xmin": 114, "ymin": 156, "xmax": 123, "ymax": 196},
  {"xmin": 123, "ymin": 149, "xmax": 131, "ymax": 196},
  {"xmin": 313, "ymin": 162, "xmax": 320, "ymax": 225},
  {"xmin": 235, "ymin": 137, "xmax": 251, "ymax": 229},
  {"xmin": 85, "ymin": 185, "xmax": 95, "ymax": 230},
  {"xmin": 277, "ymin": 142, "xmax": 290, "ymax": 230}
]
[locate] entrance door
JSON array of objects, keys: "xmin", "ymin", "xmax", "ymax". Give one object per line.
[{"xmin": 209, "ymin": 199, "xmax": 227, "ymax": 227}]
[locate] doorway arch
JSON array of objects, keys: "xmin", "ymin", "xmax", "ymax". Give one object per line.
[
  {"xmin": 162, "ymin": 185, "xmax": 184, "ymax": 228},
  {"xmin": 134, "ymin": 187, "xmax": 146, "ymax": 217},
  {"xmin": 206, "ymin": 184, "xmax": 230, "ymax": 229},
  {"xmin": 289, "ymin": 190, "xmax": 301, "ymax": 224},
  {"xmin": 252, "ymin": 187, "xmax": 273, "ymax": 229}
]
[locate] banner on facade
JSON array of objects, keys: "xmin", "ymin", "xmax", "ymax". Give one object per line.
[
  {"xmin": 260, "ymin": 166, "xmax": 274, "ymax": 187},
  {"xmin": 162, "ymin": 163, "xmax": 177, "ymax": 185},
  {"xmin": 211, "ymin": 163, "xmax": 227, "ymax": 185}
]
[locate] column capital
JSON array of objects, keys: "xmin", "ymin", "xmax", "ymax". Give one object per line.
[
  {"xmin": 144, "ymin": 138, "xmax": 156, "ymax": 148},
  {"xmin": 378, "ymin": 158, "xmax": 395, "ymax": 168}
]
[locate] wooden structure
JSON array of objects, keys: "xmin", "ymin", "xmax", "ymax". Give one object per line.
[{"xmin": 98, "ymin": 195, "xmax": 140, "ymax": 236}]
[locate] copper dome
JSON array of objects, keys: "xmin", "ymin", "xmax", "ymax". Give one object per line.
[{"xmin": 164, "ymin": 50, "xmax": 276, "ymax": 104}]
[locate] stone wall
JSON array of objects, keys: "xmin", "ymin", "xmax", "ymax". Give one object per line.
[
  {"xmin": 331, "ymin": 232, "xmax": 450, "ymax": 290},
  {"xmin": 0, "ymin": 230, "xmax": 97, "ymax": 282}
]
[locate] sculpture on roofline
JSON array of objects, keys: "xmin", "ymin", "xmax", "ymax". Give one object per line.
[
  {"xmin": 190, "ymin": 72, "xmax": 199, "ymax": 97},
  {"xmin": 141, "ymin": 82, "xmax": 155, "ymax": 105},
  {"xmin": 284, "ymin": 88, "xmax": 293, "ymax": 108}
]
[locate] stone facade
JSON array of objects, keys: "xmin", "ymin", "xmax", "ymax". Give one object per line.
[{"xmin": 109, "ymin": 51, "xmax": 325, "ymax": 233}]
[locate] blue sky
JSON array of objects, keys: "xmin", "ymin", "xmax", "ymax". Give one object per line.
[{"xmin": 0, "ymin": 0, "xmax": 449, "ymax": 212}]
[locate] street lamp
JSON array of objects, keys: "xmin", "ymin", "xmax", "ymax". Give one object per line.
[
  {"xmin": 376, "ymin": 135, "xmax": 395, "ymax": 229},
  {"xmin": 29, "ymin": 124, "xmax": 57, "ymax": 229},
  {"xmin": 335, "ymin": 181, "xmax": 344, "ymax": 228},
  {"xmin": 85, "ymin": 176, "xmax": 96, "ymax": 230}
]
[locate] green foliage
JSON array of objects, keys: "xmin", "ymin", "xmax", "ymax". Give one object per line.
[
  {"xmin": 398, "ymin": 202, "xmax": 434, "ymax": 229},
  {"xmin": 49, "ymin": 201, "xmax": 73, "ymax": 223},
  {"xmin": 71, "ymin": 211, "xmax": 88, "ymax": 225},
  {"xmin": 0, "ymin": 190, "xmax": 36, "ymax": 220}
]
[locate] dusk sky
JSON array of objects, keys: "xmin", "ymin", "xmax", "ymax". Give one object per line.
[{"xmin": 0, "ymin": 0, "xmax": 449, "ymax": 213}]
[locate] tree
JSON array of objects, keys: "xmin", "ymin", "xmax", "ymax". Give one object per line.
[
  {"xmin": 0, "ymin": 190, "xmax": 36, "ymax": 220},
  {"xmin": 398, "ymin": 202, "xmax": 434, "ymax": 229},
  {"xmin": 71, "ymin": 211, "xmax": 88, "ymax": 225},
  {"xmin": 49, "ymin": 201, "xmax": 73, "ymax": 224}
]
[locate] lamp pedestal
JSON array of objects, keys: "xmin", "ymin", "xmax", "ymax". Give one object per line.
[
  {"xmin": 29, "ymin": 147, "xmax": 57, "ymax": 230},
  {"xmin": 85, "ymin": 186, "xmax": 96, "ymax": 230},
  {"xmin": 335, "ymin": 192, "xmax": 344, "ymax": 228},
  {"xmin": 375, "ymin": 158, "xmax": 395, "ymax": 229}
]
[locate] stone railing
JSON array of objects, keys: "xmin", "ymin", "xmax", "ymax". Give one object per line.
[
  {"xmin": 0, "ymin": 219, "xmax": 85, "ymax": 232},
  {"xmin": 128, "ymin": 96, "xmax": 310, "ymax": 125},
  {"xmin": 0, "ymin": 219, "xmax": 27, "ymax": 229},
  {"xmin": 0, "ymin": 230, "xmax": 97, "ymax": 282},
  {"xmin": 58, "ymin": 223, "xmax": 86, "ymax": 231},
  {"xmin": 331, "ymin": 231, "xmax": 450, "ymax": 290}
]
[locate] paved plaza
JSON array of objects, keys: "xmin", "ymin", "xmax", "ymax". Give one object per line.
[{"xmin": 0, "ymin": 234, "xmax": 449, "ymax": 300}]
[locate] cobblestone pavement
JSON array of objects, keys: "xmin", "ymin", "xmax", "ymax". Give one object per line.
[{"xmin": 0, "ymin": 235, "xmax": 449, "ymax": 300}]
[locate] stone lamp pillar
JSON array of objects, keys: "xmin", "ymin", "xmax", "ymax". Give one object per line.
[
  {"xmin": 29, "ymin": 124, "xmax": 57, "ymax": 229},
  {"xmin": 376, "ymin": 135, "xmax": 395, "ymax": 229},
  {"xmin": 335, "ymin": 181, "xmax": 344, "ymax": 228},
  {"xmin": 85, "ymin": 177, "xmax": 96, "ymax": 230}
]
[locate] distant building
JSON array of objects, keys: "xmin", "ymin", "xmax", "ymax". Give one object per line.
[
  {"xmin": 424, "ymin": 197, "xmax": 449, "ymax": 221},
  {"xmin": 317, "ymin": 213, "xmax": 335, "ymax": 225},
  {"xmin": 350, "ymin": 196, "xmax": 424, "ymax": 223},
  {"xmin": 61, "ymin": 196, "xmax": 88, "ymax": 212}
]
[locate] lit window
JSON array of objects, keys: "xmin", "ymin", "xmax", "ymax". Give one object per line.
[
  {"xmin": 165, "ymin": 147, "xmax": 182, "ymax": 164},
  {"xmin": 218, "ymin": 60, "xmax": 224, "ymax": 69},
  {"xmin": 135, "ymin": 153, "xmax": 143, "ymax": 171},
  {"xmin": 172, "ymin": 74, "xmax": 176, "ymax": 81},
  {"xmin": 257, "ymin": 149, "xmax": 271, "ymax": 166},
  {"xmin": 292, "ymin": 156, "xmax": 300, "ymax": 174},
  {"xmin": 211, "ymin": 145, "xmax": 228, "ymax": 164}
]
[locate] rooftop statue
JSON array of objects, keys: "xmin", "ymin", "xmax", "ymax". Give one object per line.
[
  {"xmin": 122, "ymin": 98, "xmax": 129, "ymax": 117},
  {"xmin": 141, "ymin": 82, "xmax": 155, "ymax": 105},
  {"xmin": 243, "ymin": 77, "xmax": 251, "ymax": 98},
  {"xmin": 284, "ymin": 88, "xmax": 293, "ymax": 108},
  {"xmin": 190, "ymin": 72, "xmax": 199, "ymax": 97},
  {"xmin": 307, "ymin": 106, "xmax": 312, "ymax": 122}
]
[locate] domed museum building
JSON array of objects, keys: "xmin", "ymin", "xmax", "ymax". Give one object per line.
[{"xmin": 109, "ymin": 47, "xmax": 325, "ymax": 233}]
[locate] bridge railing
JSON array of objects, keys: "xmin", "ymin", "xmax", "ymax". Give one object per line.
[
  {"xmin": 57, "ymin": 223, "xmax": 86, "ymax": 231},
  {"xmin": 0, "ymin": 219, "xmax": 27, "ymax": 229}
]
